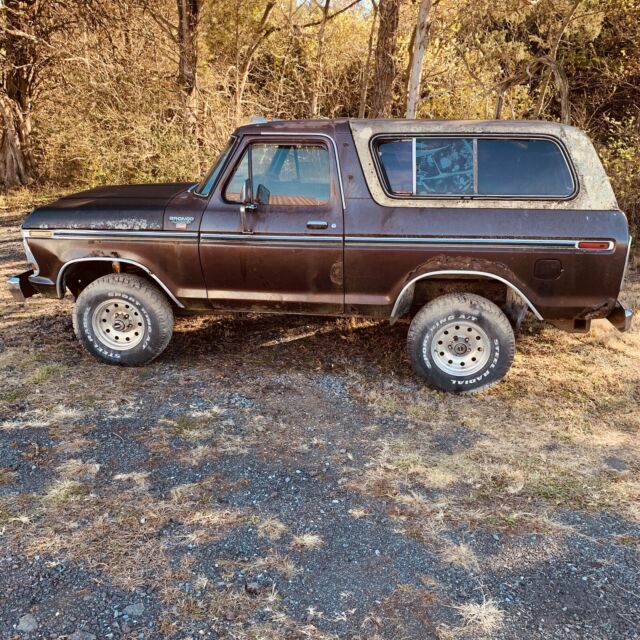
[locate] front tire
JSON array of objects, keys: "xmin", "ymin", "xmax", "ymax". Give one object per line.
[
  {"xmin": 407, "ymin": 293, "xmax": 515, "ymax": 393},
  {"xmin": 73, "ymin": 274, "xmax": 174, "ymax": 366}
]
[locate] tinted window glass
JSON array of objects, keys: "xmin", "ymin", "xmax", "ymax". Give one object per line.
[
  {"xmin": 225, "ymin": 143, "xmax": 330, "ymax": 206},
  {"xmin": 377, "ymin": 137, "xmax": 474, "ymax": 196},
  {"xmin": 477, "ymin": 139, "xmax": 574, "ymax": 197},
  {"xmin": 196, "ymin": 137, "xmax": 235, "ymax": 195},
  {"xmin": 224, "ymin": 150, "xmax": 249, "ymax": 202},
  {"xmin": 415, "ymin": 138, "xmax": 473, "ymax": 195},
  {"xmin": 376, "ymin": 139, "xmax": 413, "ymax": 194}
]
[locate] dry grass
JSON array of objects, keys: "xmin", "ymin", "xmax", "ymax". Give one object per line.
[
  {"xmin": 56, "ymin": 459, "xmax": 100, "ymax": 479},
  {"xmin": 0, "ymin": 469, "xmax": 16, "ymax": 485},
  {"xmin": 453, "ymin": 597, "xmax": 505, "ymax": 634},
  {"xmin": 350, "ymin": 286, "xmax": 640, "ymax": 535},
  {"xmin": 42, "ymin": 479, "xmax": 89, "ymax": 504},
  {"xmin": 291, "ymin": 533, "xmax": 325, "ymax": 550},
  {"xmin": 252, "ymin": 552, "xmax": 299, "ymax": 579},
  {"xmin": 257, "ymin": 516, "xmax": 288, "ymax": 540},
  {"xmin": 348, "ymin": 507, "xmax": 370, "ymax": 519},
  {"xmin": 441, "ymin": 543, "xmax": 480, "ymax": 572}
]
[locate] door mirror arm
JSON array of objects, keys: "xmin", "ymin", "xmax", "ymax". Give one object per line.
[
  {"xmin": 240, "ymin": 201, "xmax": 257, "ymax": 234},
  {"xmin": 239, "ymin": 179, "xmax": 257, "ymax": 234}
]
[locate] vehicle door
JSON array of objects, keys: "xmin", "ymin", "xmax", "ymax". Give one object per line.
[{"xmin": 199, "ymin": 135, "xmax": 345, "ymax": 314}]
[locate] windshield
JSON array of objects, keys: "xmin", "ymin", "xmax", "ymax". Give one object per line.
[{"xmin": 195, "ymin": 137, "xmax": 236, "ymax": 196}]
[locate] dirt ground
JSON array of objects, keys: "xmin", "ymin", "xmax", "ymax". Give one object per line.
[{"xmin": 1, "ymin": 195, "xmax": 639, "ymax": 640}]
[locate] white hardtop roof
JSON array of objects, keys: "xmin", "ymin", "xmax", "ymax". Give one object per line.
[{"xmin": 348, "ymin": 119, "xmax": 618, "ymax": 211}]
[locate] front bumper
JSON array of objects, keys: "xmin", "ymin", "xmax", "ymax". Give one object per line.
[
  {"xmin": 7, "ymin": 270, "xmax": 37, "ymax": 302},
  {"xmin": 606, "ymin": 299, "xmax": 633, "ymax": 332}
]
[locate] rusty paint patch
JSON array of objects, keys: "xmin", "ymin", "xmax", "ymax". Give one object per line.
[{"xmin": 330, "ymin": 261, "xmax": 344, "ymax": 286}]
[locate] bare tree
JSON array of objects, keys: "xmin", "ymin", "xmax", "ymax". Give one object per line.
[
  {"xmin": 370, "ymin": 0, "xmax": 401, "ymax": 118},
  {"xmin": 177, "ymin": 0, "xmax": 201, "ymax": 133},
  {"xmin": 233, "ymin": 2, "xmax": 277, "ymax": 125},
  {"xmin": 358, "ymin": 1, "xmax": 378, "ymax": 118},
  {"xmin": 533, "ymin": 0, "xmax": 581, "ymax": 119},
  {"xmin": 405, "ymin": 0, "xmax": 432, "ymax": 118},
  {"xmin": 310, "ymin": 0, "xmax": 331, "ymax": 118},
  {"xmin": 1, "ymin": 0, "xmax": 39, "ymax": 188}
]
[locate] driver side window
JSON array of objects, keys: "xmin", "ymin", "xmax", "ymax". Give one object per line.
[{"xmin": 224, "ymin": 143, "xmax": 330, "ymax": 206}]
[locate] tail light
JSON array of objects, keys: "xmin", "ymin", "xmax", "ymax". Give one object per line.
[{"xmin": 576, "ymin": 241, "xmax": 613, "ymax": 250}]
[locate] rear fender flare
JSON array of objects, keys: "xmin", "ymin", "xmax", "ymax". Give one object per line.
[{"xmin": 390, "ymin": 270, "xmax": 543, "ymax": 323}]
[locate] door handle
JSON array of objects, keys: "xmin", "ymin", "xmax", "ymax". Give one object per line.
[{"xmin": 307, "ymin": 220, "xmax": 328, "ymax": 229}]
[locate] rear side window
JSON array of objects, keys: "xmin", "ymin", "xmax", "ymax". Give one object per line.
[
  {"xmin": 477, "ymin": 139, "xmax": 574, "ymax": 197},
  {"xmin": 415, "ymin": 138, "xmax": 473, "ymax": 195},
  {"xmin": 374, "ymin": 136, "xmax": 575, "ymax": 199},
  {"xmin": 225, "ymin": 143, "xmax": 330, "ymax": 206}
]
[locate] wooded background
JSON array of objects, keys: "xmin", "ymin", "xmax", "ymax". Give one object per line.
[{"xmin": 1, "ymin": 0, "xmax": 638, "ymax": 230}]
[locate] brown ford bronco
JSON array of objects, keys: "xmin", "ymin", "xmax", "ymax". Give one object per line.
[{"xmin": 8, "ymin": 119, "xmax": 634, "ymax": 392}]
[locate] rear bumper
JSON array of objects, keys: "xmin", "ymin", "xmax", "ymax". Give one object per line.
[
  {"xmin": 607, "ymin": 300, "xmax": 633, "ymax": 332},
  {"xmin": 7, "ymin": 270, "xmax": 37, "ymax": 302}
]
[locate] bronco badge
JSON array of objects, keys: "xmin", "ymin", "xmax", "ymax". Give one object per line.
[{"xmin": 169, "ymin": 215, "xmax": 195, "ymax": 229}]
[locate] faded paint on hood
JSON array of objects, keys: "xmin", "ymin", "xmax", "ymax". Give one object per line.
[{"xmin": 23, "ymin": 183, "xmax": 194, "ymax": 230}]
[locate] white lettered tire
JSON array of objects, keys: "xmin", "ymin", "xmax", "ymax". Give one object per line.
[
  {"xmin": 407, "ymin": 293, "xmax": 515, "ymax": 392},
  {"xmin": 73, "ymin": 273, "xmax": 174, "ymax": 366}
]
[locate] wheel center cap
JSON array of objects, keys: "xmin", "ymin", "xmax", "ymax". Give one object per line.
[{"xmin": 452, "ymin": 342, "xmax": 468, "ymax": 355}]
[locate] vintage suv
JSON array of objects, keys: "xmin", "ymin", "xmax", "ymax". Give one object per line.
[{"xmin": 8, "ymin": 119, "xmax": 633, "ymax": 392}]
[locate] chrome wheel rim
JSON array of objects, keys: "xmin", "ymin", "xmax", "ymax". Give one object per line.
[
  {"xmin": 91, "ymin": 299, "xmax": 145, "ymax": 350},
  {"xmin": 429, "ymin": 320, "xmax": 491, "ymax": 376}
]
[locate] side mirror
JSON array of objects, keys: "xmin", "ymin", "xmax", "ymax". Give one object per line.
[{"xmin": 255, "ymin": 183, "xmax": 271, "ymax": 205}]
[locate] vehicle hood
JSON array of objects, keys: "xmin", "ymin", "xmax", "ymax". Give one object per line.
[{"xmin": 23, "ymin": 183, "xmax": 194, "ymax": 230}]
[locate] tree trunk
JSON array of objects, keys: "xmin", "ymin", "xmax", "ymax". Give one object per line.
[
  {"xmin": 370, "ymin": 0, "xmax": 401, "ymax": 118},
  {"xmin": 310, "ymin": 0, "xmax": 331, "ymax": 118},
  {"xmin": 533, "ymin": 0, "xmax": 581, "ymax": 119},
  {"xmin": 358, "ymin": 2, "xmax": 378, "ymax": 118},
  {"xmin": 176, "ymin": 0, "xmax": 200, "ymax": 135},
  {"xmin": 405, "ymin": 0, "xmax": 432, "ymax": 118},
  {"xmin": 0, "ymin": 95, "xmax": 33, "ymax": 188},
  {"xmin": 0, "ymin": 0, "xmax": 37, "ymax": 188}
]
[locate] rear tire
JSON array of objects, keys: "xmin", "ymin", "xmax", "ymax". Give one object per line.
[
  {"xmin": 73, "ymin": 273, "xmax": 174, "ymax": 366},
  {"xmin": 407, "ymin": 293, "xmax": 515, "ymax": 392}
]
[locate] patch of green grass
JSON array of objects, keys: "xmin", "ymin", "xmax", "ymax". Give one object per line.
[
  {"xmin": 170, "ymin": 413, "xmax": 220, "ymax": 440},
  {"xmin": 27, "ymin": 363, "xmax": 69, "ymax": 385},
  {"xmin": 0, "ymin": 388, "xmax": 27, "ymax": 403},
  {"xmin": 525, "ymin": 473, "xmax": 608, "ymax": 507}
]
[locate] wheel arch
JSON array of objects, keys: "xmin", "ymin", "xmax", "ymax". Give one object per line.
[
  {"xmin": 57, "ymin": 257, "xmax": 184, "ymax": 308},
  {"xmin": 390, "ymin": 270, "xmax": 543, "ymax": 323}
]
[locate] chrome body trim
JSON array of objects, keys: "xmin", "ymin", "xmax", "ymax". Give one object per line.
[
  {"xmin": 347, "ymin": 236, "xmax": 614, "ymax": 250},
  {"xmin": 201, "ymin": 233, "xmax": 340, "ymax": 243},
  {"xmin": 7, "ymin": 276, "xmax": 24, "ymax": 302},
  {"xmin": 391, "ymin": 269, "xmax": 544, "ymax": 321},
  {"xmin": 25, "ymin": 228, "xmax": 613, "ymax": 251},
  {"xmin": 258, "ymin": 131, "xmax": 346, "ymax": 210},
  {"xmin": 187, "ymin": 183, "xmax": 207, "ymax": 199},
  {"xmin": 347, "ymin": 236, "xmax": 574, "ymax": 247},
  {"xmin": 21, "ymin": 230, "xmax": 40, "ymax": 276},
  {"xmin": 606, "ymin": 299, "xmax": 633, "ymax": 332},
  {"xmin": 50, "ymin": 229, "xmax": 198, "ymax": 240},
  {"xmin": 56, "ymin": 257, "xmax": 185, "ymax": 308},
  {"xmin": 621, "ymin": 236, "xmax": 633, "ymax": 290}
]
